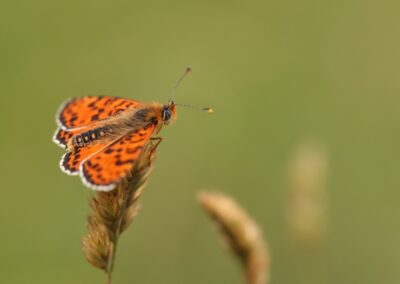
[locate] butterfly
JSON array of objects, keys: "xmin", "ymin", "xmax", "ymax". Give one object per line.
[{"xmin": 53, "ymin": 69, "xmax": 212, "ymax": 191}]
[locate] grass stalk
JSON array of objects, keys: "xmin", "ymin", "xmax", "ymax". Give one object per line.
[{"xmin": 81, "ymin": 142, "xmax": 158, "ymax": 283}]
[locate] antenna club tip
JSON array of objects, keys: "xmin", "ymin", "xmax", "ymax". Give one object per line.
[
  {"xmin": 205, "ymin": 108, "xmax": 214, "ymax": 113},
  {"xmin": 186, "ymin": 66, "xmax": 192, "ymax": 72}
]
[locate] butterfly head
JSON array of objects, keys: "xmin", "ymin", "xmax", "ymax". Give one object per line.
[{"xmin": 162, "ymin": 100, "xmax": 177, "ymax": 125}]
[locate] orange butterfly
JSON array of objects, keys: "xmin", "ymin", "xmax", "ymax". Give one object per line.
[{"xmin": 53, "ymin": 68, "xmax": 212, "ymax": 191}]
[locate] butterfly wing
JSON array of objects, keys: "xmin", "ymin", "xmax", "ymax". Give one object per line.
[
  {"xmin": 79, "ymin": 124, "xmax": 156, "ymax": 191},
  {"xmin": 56, "ymin": 96, "xmax": 142, "ymax": 130},
  {"xmin": 55, "ymin": 121, "xmax": 112, "ymax": 174},
  {"xmin": 60, "ymin": 142, "xmax": 109, "ymax": 175},
  {"xmin": 53, "ymin": 128, "xmax": 82, "ymax": 148}
]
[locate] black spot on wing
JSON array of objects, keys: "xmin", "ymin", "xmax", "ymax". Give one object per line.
[
  {"xmin": 104, "ymin": 148, "xmax": 115, "ymax": 154},
  {"xmin": 103, "ymin": 98, "xmax": 113, "ymax": 106},
  {"xmin": 115, "ymin": 159, "xmax": 135, "ymax": 166},
  {"xmin": 69, "ymin": 116, "xmax": 78, "ymax": 124},
  {"xmin": 126, "ymin": 146, "xmax": 142, "ymax": 154},
  {"xmin": 62, "ymin": 152, "xmax": 72, "ymax": 169},
  {"xmin": 115, "ymin": 101, "xmax": 126, "ymax": 107}
]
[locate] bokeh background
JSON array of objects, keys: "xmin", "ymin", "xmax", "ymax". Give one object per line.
[{"xmin": 1, "ymin": 0, "xmax": 400, "ymax": 283}]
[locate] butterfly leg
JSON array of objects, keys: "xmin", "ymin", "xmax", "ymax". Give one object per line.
[
  {"xmin": 139, "ymin": 137, "xmax": 163, "ymax": 165},
  {"xmin": 150, "ymin": 137, "xmax": 163, "ymax": 151}
]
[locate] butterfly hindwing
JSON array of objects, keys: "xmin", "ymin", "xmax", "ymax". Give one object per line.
[
  {"xmin": 60, "ymin": 142, "xmax": 109, "ymax": 175},
  {"xmin": 53, "ymin": 128, "xmax": 84, "ymax": 148},
  {"xmin": 57, "ymin": 96, "xmax": 142, "ymax": 130},
  {"xmin": 55, "ymin": 124, "xmax": 109, "ymax": 174},
  {"xmin": 79, "ymin": 124, "xmax": 156, "ymax": 191}
]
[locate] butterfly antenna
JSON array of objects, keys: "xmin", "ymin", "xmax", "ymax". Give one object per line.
[
  {"xmin": 169, "ymin": 66, "xmax": 192, "ymax": 104},
  {"xmin": 175, "ymin": 103, "xmax": 213, "ymax": 113}
]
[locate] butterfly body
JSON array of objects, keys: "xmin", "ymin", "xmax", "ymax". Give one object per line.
[{"xmin": 53, "ymin": 96, "xmax": 176, "ymax": 191}]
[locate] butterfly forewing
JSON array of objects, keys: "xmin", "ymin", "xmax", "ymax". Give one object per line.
[
  {"xmin": 57, "ymin": 96, "xmax": 142, "ymax": 130},
  {"xmin": 79, "ymin": 124, "xmax": 156, "ymax": 191}
]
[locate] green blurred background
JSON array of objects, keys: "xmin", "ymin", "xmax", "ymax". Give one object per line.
[{"xmin": 1, "ymin": 0, "xmax": 400, "ymax": 283}]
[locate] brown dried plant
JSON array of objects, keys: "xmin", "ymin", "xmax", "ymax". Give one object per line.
[
  {"xmin": 81, "ymin": 142, "xmax": 158, "ymax": 284},
  {"xmin": 198, "ymin": 192, "xmax": 270, "ymax": 284}
]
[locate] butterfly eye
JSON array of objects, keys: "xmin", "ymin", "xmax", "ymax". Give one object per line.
[{"xmin": 163, "ymin": 108, "xmax": 172, "ymax": 122}]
